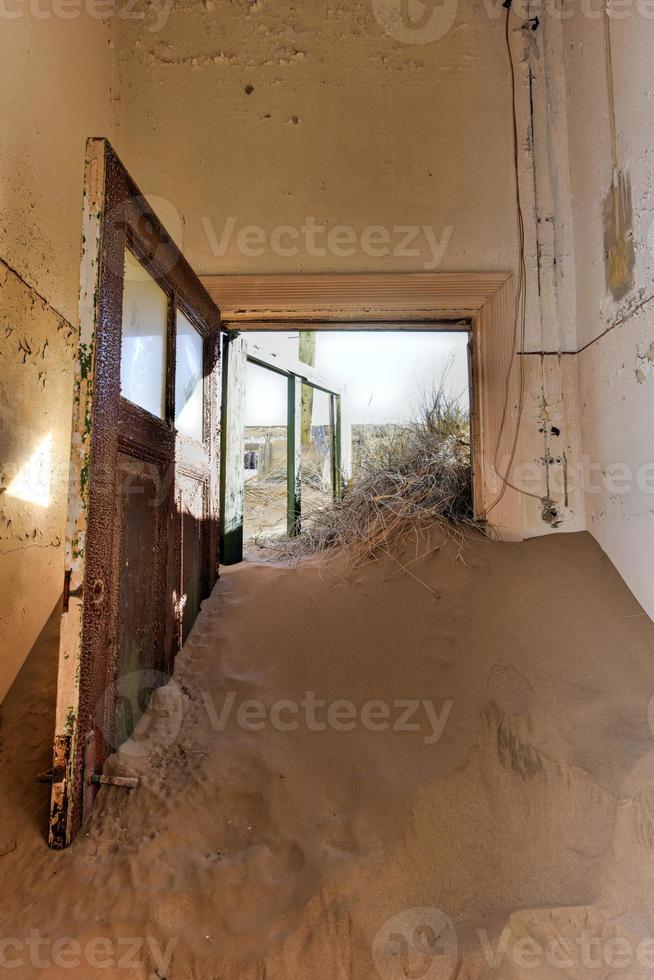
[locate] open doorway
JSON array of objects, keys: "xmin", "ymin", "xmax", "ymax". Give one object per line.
[
  {"xmin": 243, "ymin": 360, "xmax": 289, "ymax": 542},
  {"xmin": 242, "ymin": 345, "xmax": 344, "ymax": 548},
  {"xmin": 238, "ymin": 328, "xmax": 472, "ymax": 556},
  {"xmin": 243, "ymin": 360, "xmax": 342, "ymax": 545},
  {"xmin": 205, "ymin": 273, "xmax": 523, "ymax": 545}
]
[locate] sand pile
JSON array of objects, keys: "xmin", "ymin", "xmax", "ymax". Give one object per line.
[{"xmin": 1, "ymin": 530, "xmax": 654, "ymax": 978}]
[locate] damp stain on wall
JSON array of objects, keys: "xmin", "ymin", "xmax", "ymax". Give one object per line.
[
  {"xmin": 601, "ymin": 11, "xmax": 635, "ymax": 303},
  {"xmin": 603, "ymin": 169, "xmax": 635, "ymax": 302}
]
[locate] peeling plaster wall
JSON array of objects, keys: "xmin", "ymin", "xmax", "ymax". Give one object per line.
[
  {"xmin": 516, "ymin": 353, "xmax": 585, "ymax": 533},
  {"xmin": 114, "ymin": 0, "xmax": 589, "ymax": 539},
  {"xmin": 511, "ymin": 4, "xmax": 586, "ymax": 536},
  {"xmin": 564, "ymin": 11, "xmax": 654, "ymax": 618},
  {"xmin": 114, "ymin": 0, "xmax": 519, "ymax": 276},
  {"xmin": 0, "ymin": 16, "xmax": 114, "ymax": 700}
]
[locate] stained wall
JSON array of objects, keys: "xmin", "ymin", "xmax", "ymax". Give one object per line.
[
  {"xmin": 0, "ymin": 13, "xmax": 114, "ymax": 699},
  {"xmin": 564, "ymin": 8, "xmax": 654, "ymax": 618}
]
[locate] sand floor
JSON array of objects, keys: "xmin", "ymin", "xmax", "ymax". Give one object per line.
[{"xmin": 2, "ymin": 530, "xmax": 654, "ymax": 978}]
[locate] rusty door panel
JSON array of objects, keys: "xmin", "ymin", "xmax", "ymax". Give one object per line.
[
  {"xmin": 114, "ymin": 457, "xmax": 170, "ymax": 745},
  {"xmin": 50, "ymin": 138, "xmax": 222, "ymax": 849},
  {"xmin": 178, "ymin": 472, "xmax": 205, "ymax": 643}
]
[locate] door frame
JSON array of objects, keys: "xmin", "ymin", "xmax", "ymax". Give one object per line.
[
  {"xmin": 202, "ymin": 273, "xmax": 522, "ymax": 542},
  {"xmin": 246, "ymin": 351, "xmax": 343, "ymax": 538},
  {"xmin": 50, "ymin": 138, "xmax": 221, "ymax": 849},
  {"xmin": 220, "ymin": 342, "xmax": 343, "ymax": 564}
]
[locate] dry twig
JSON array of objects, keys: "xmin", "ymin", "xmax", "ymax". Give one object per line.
[{"xmin": 256, "ymin": 377, "xmax": 478, "ymax": 571}]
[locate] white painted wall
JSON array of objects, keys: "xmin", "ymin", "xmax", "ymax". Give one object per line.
[
  {"xmin": 564, "ymin": 9, "xmax": 654, "ymax": 618},
  {"xmin": 0, "ymin": 14, "xmax": 114, "ymax": 700},
  {"xmin": 114, "ymin": 1, "xmax": 518, "ymax": 279}
]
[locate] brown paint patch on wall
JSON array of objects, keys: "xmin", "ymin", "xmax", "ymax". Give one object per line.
[
  {"xmin": 603, "ymin": 169, "xmax": 635, "ymax": 301},
  {"xmin": 600, "ymin": 9, "xmax": 635, "ymax": 304},
  {"xmin": 636, "ymin": 340, "xmax": 654, "ymax": 385}
]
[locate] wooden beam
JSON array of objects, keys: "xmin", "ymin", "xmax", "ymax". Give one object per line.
[
  {"xmin": 287, "ymin": 375, "xmax": 302, "ymax": 536},
  {"xmin": 299, "ymin": 331, "xmax": 316, "ymax": 449},
  {"xmin": 329, "ymin": 394, "xmax": 342, "ymax": 500},
  {"xmin": 299, "ymin": 330, "xmax": 317, "ymax": 364},
  {"xmin": 220, "ymin": 334, "xmax": 247, "ymax": 564},
  {"xmin": 201, "ymin": 272, "xmax": 512, "ymax": 321},
  {"xmin": 227, "ymin": 319, "xmax": 469, "ymax": 331}
]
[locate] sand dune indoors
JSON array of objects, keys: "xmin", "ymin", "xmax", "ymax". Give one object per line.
[{"xmin": 1, "ymin": 530, "xmax": 654, "ymax": 978}]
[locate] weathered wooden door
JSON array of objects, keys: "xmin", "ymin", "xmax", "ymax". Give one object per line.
[
  {"xmin": 50, "ymin": 138, "xmax": 221, "ymax": 848},
  {"xmin": 219, "ymin": 333, "xmax": 247, "ymax": 565}
]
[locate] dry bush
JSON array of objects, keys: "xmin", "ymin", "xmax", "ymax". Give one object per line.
[
  {"xmin": 244, "ymin": 462, "xmax": 287, "ymax": 500},
  {"xmin": 259, "ymin": 376, "xmax": 476, "ymax": 570}
]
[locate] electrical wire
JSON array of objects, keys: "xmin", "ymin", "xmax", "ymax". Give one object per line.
[{"xmin": 482, "ymin": 4, "xmax": 539, "ymax": 518}]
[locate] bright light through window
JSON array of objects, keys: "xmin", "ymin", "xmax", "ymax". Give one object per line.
[
  {"xmin": 120, "ymin": 249, "xmax": 168, "ymax": 419},
  {"xmin": 6, "ymin": 433, "xmax": 53, "ymax": 507},
  {"xmin": 175, "ymin": 309, "xmax": 204, "ymax": 441}
]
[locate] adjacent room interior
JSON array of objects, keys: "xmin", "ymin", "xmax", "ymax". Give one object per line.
[{"xmin": 242, "ymin": 329, "xmax": 470, "ymax": 549}]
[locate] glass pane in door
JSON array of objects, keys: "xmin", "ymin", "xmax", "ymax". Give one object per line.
[
  {"xmin": 120, "ymin": 249, "xmax": 168, "ymax": 419},
  {"xmin": 175, "ymin": 308, "xmax": 204, "ymax": 442}
]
